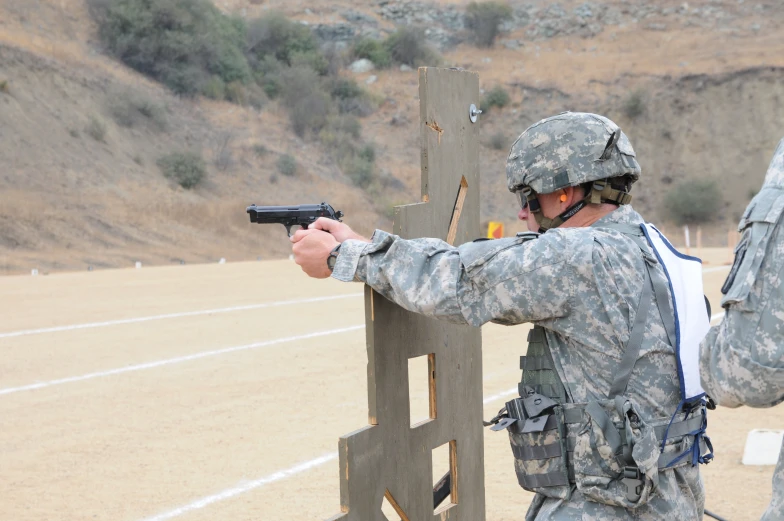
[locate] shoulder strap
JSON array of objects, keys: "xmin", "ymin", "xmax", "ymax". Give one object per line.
[
  {"xmin": 595, "ymin": 222, "xmax": 677, "ymax": 397},
  {"xmin": 608, "ymin": 265, "xmax": 653, "ymax": 398}
]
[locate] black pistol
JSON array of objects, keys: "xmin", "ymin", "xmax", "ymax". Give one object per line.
[{"xmin": 246, "ymin": 202, "xmax": 344, "ymax": 237}]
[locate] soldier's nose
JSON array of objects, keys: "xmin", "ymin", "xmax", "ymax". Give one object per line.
[{"xmin": 518, "ymin": 208, "xmax": 528, "ymax": 221}]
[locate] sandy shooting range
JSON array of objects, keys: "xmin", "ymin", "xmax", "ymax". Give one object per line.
[{"xmin": 1, "ymin": 247, "xmax": 781, "ymax": 521}]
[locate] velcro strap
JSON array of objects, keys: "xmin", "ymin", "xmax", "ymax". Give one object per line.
[
  {"xmin": 511, "ymin": 441, "xmax": 562, "ymax": 461},
  {"xmin": 586, "ymin": 401, "xmax": 623, "ymax": 456},
  {"xmin": 519, "ymin": 470, "xmax": 570, "ymax": 488},
  {"xmin": 523, "ymin": 394, "xmax": 558, "ymax": 417},
  {"xmin": 654, "ymin": 416, "xmax": 705, "ymax": 441},
  {"xmin": 522, "ymin": 414, "xmax": 557, "ymax": 433}
]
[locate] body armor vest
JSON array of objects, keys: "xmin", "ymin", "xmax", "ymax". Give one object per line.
[{"xmin": 490, "ymin": 223, "xmax": 713, "ymax": 508}]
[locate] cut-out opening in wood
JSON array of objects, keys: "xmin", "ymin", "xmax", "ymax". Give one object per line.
[
  {"xmin": 446, "ymin": 176, "xmax": 469, "ymax": 245},
  {"xmin": 433, "ymin": 440, "xmax": 458, "ymax": 515},
  {"xmin": 381, "ymin": 489, "xmax": 409, "ymax": 521},
  {"xmin": 408, "ymin": 353, "xmax": 436, "ymax": 427}
]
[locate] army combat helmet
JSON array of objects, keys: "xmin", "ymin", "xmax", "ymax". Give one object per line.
[{"xmin": 507, "ymin": 112, "xmax": 641, "ymax": 232}]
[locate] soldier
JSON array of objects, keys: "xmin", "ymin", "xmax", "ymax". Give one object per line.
[
  {"xmin": 292, "ymin": 112, "xmax": 712, "ymax": 519},
  {"xmin": 700, "ymin": 138, "xmax": 784, "ymax": 521}
]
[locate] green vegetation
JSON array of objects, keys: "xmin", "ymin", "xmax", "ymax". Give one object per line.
[
  {"xmin": 253, "ymin": 144, "xmax": 268, "ymax": 157},
  {"xmin": 85, "ymin": 115, "xmax": 107, "ymax": 142},
  {"xmin": 623, "ymin": 89, "xmax": 646, "ymax": 119},
  {"xmin": 277, "ymin": 154, "xmax": 298, "ymax": 177},
  {"xmin": 465, "ymin": 2, "xmax": 513, "ymax": 48},
  {"xmin": 665, "ymin": 179, "xmax": 723, "ymax": 225},
  {"xmin": 489, "ymin": 131, "xmax": 507, "ymax": 150},
  {"xmin": 0, "ymin": 80, "xmax": 8, "ymax": 93},
  {"xmin": 90, "ymin": 2, "xmax": 380, "ymax": 190},
  {"xmin": 351, "ymin": 28, "xmax": 440, "ymax": 69},
  {"xmin": 107, "ymin": 88, "xmax": 167, "ymax": 130},
  {"xmin": 157, "ymin": 152, "xmax": 207, "ymax": 189},
  {"xmin": 352, "ymin": 38, "xmax": 392, "ymax": 69},
  {"xmin": 482, "ymin": 85, "xmax": 510, "ymax": 109}
]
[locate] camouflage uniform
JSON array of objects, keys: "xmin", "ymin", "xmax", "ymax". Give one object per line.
[
  {"xmin": 700, "ymin": 138, "xmax": 784, "ymax": 521},
  {"xmin": 332, "ymin": 112, "xmax": 705, "ymax": 519},
  {"xmin": 333, "ymin": 203, "xmax": 704, "ymax": 519}
]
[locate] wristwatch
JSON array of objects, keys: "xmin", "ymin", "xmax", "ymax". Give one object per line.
[{"xmin": 327, "ymin": 244, "xmax": 341, "ymax": 272}]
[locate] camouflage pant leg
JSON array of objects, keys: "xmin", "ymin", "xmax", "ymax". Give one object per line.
[
  {"xmin": 525, "ymin": 466, "xmax": 704, "ymax": 521},
  {"xmin": 761, "ymin": 440, "xmax": 784, "ymax": 521}
]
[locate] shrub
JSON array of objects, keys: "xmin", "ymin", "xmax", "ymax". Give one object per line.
[
  {"xmin": 384, "ymin": 27, "xmax": 441, "ymax": 67},
  {"xmin": 623, "ymin": 89, "xmax": 646, "ymax": 119},
  {"xmin": 92, "ymin": 0, "xmax": 252, "ymax": 96},
  {"xmin": 327, "ymin": 115, "xmax": 362, "ymax": 140},
  {"xmin": 253, "ymin": 144, "xmax": 268, "ymax": 157},
  {"xmin": 465, "ymin": 2, "xmax": 513, "ymax": 47},
  {"xmin": 246, "ymin": 11, "xmax": 319, "ymax": 68},
  {"xmin": 358, "ymin": 143, "xmax": 376, "ymax": 163},
  {"xmin": 345, "ymin": 157, "xmax": 376, "ymax": 189},
  {"xmin": 329, "ymin": 77, "xmax": 376, "ymax": 116},
  {"xmin": 277, "ymin": 153, "xmax": 297, "ymax": 176},
  {"xmin": 483, "ymin": 85, "xmax": 510, "ymax": 109},
  {"xmin": 665, "ymin": 179, "xmax": 722, "ymax": 225},
  {"xmin": 157, "ymin": 152, "xmax": 206, "ymax": 189},
  {"xmin": 353, "ymin": 38, "xmax": 392, "ymax": 69},
  {"xmin": 203, "ymin": 76, "xmax": 226, "ymax": 100},
  {"xmin": 0, "ymin": 80, "xmax": 8, "ymax": 93},
  {"xmin": 489, "ymin": 131, "xmax": 507, "ymax": 150},
  {"xmin": 85, "ymin": 115, "xmax": 107, "ymax": 142},
  {"xmin": 279, "ymin": 66, "xmax": 331, "ymax": 136},
  {"xmin": 107, "ymin": 88, "xmax": 167, "ymax": 130}
]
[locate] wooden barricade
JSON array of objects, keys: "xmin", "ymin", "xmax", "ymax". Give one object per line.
[{"xmin": 327, "ymin": 68, "xmax": 485, "ymax": 521}]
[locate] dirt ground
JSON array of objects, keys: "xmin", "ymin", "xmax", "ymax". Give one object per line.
[{"xmin": 1, "ymin": 248, "xmax": 781, "ymax": 521}]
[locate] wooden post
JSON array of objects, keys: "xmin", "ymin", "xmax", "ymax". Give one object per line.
[{"xmin": 327, "ymin": 68, "xmax": 485, "ymax": 521}]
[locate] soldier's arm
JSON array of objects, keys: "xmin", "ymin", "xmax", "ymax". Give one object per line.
[
  {"xmin": 332, "ymin": 230, "xmax": 574, "ymax": 326},
  {"xmin": 699, "ymin": 187, "xmax": 784, "ymax": 408}
]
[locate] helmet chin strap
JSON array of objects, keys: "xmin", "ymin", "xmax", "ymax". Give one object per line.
[{"xmin": 522, "ymin": 182, "xmax": 632, "ymax": 233}]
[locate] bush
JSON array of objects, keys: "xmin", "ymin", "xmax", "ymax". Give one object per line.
[
  {"xmin": 665, "ymin": 179, "xmax": 723, "ymax": 225},
  {"xmin": 623, "ymin": 89, "xmax": 646, "ymax": 119},
  {"xmin": 0, "ymin": 80, "xmax": 8, "ymax": 93},
  {"xmin": 253, "ymin": 144, "xmax": 268, "ymax": 157},
  {"xmin": 108, "ymin": 89, "xmax": 167, "ymax": 130},
  {"xmin": 353, "ymin": 38, "xmax": 392, "ymax": 69},
  {"xmin": 465, "ymin": 2, "xmax": 513, "ymax": 47},
  {"xmin": 483, "ymin": 85, "xmax": 510, "ymax": 109},
  {"xmin": 279, "ymin": 66, "xmax": 331, "ymax": 136},
  {"xmin": 345, "ymin": 157, "xmax": 376, "ymax": 189},
  {"xmin": 246, "ymin": 11, "xmax": 320, "ymax": 69},
  {"xmin": 85, "ymin": 115, "xmax": 107, "ymax": 142},
  {"xmin": 358, "ymin": 143, "xmax": 376, "ymax": 163},
  {"xmin": 489, "ymin": 131, "xmax": 507, "ymax": 150},
  {"xmin": 92, "ymin": 0, "xmax": 251, "ymax": 96},
  {"xmin": 384, "ymin": 27, "xmax": 440, "ymax": 67},
  {"xmin": 277, "ymin": 154, "xmax": 297, "ymax": 176},
  {"xmin": 203, "ymin": 76, "xmax": 226, "ymax": 100},
  {"xmin": 157, "ymin": 152, "xmax": 206, "ymax": 189}
]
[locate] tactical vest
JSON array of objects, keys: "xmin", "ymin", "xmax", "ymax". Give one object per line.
[{"xmin": 489, "ymin": 224, "xmax": 712, "ymax": 508}]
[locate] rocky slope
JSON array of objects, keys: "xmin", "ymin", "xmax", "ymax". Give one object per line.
[{"xmin": 1, "ymin": 0, "xmax": 783, "ymax": 274}]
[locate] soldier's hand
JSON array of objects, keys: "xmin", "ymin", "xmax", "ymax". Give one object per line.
[
  {"xmin": 290, "ymin": 228, "xmax": 338, "ymax": 279},
  {"xmin": 309, "ymin": 217, "xmax": 370, "ymax": 243}
]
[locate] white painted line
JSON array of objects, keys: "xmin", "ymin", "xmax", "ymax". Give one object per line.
[
  {"xmin": 140, "ymin": 452, "xmax": 339, "ymax": 521},
  {"xmin": 137, "ymin": 385, "xmax": 520, "ymax": 521},
  {"xmin": 0, "ymin": 293, "xmax": 363, "ymax": 340},
  {"xmin": 703, "ymin": 266, "xmax": 731, "ymax": 274},
  {"xmin": 483, "ymin": 387, "xmax": 517, "ymax": 405},
  {"xmin": 0, "ymin": 325, "xmax": 365, "ymax": 396}
]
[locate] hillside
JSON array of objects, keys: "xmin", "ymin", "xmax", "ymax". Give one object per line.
[{"xmin": 1, "ymin": 0, "xmax": 784, "ymax": 274}]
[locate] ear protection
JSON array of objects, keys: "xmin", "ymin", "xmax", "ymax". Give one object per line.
[{"xmin": 559, "ymin": 194, "xmax": 567, "ymax": 202}]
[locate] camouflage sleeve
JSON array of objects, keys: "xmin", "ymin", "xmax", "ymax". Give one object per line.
[
  {"xmin": 699, "ymin": 186, "xmax": 784, "ymax": 408},
  {"xmin": 331, "ymin": 230, "xmax": 575, "ymax": 326}
]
